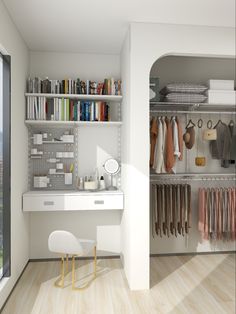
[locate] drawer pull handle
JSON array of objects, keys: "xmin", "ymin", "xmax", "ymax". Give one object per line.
[
  {"xmin": 94, "ymin": 200, "xmax": 104, "ymax": 205},
  {"xmin": 44, "ymin": 201, "xmax": 54, "ymax": 206}
]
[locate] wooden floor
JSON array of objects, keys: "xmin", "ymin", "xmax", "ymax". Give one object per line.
[{"xmin": 1, "ymin": 254, "xmax": 235, "ymax": 314}]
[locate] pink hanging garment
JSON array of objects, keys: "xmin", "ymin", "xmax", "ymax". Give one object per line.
[
  {"xmin": 198, "ymin": 188, "xmax": 204, "ymax": 235},
  {"xmin": 231, "ymin": 188, "xmax": 236, "ymax": 240}
]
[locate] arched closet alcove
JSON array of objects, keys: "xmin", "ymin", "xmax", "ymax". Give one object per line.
[
  {"xmin": 120, "ymin": 23, "xmax": 235, "ymax": 291},
  {"xmin": 149, "ymin": 54, "xmax": 235, "ymax": 287}
]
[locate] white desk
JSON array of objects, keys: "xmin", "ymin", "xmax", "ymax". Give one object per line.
[{"xmin": 23, "ymin": 190, "xmax": 124, "ymax": 212}]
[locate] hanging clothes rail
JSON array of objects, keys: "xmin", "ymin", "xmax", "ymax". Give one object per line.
[
  {"xmin": 150, "ymin": 173, "xmax": 236, "ymax": 178},
  {"xmin": 150, "ymin": 110, "xmax": 236, "ymax": 115},
  {"xmin": 150, "ymin": 102, "xmax": 236, "ymax": 114},
  {"xmin": 198, "ymin": 187, "xmax": 236, "ymax": 241},
  {"xmin": 151, "ymin": 183, "xmax": 191, "ymax": 238},
  {"xmin": 150, "ymin": 174, "xmax": 236, "ymax": 182}
]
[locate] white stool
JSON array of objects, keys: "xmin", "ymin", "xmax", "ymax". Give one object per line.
[{"xmin": 48, "ymin": 230, "xmax": 96, "ymax": 290}]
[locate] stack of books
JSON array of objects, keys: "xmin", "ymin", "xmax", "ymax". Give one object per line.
[
  {"xmin": 26, "ymin": 96, "xmax": 110, "ymax": 122},
  {"xmin": 27, "ymin": 77, "xmax": 122, "ymax": 96}
]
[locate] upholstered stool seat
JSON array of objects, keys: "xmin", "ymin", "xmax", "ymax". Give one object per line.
[{"xmin": 48, "ymin": 230, "xmax": 97, "ymax": 290}]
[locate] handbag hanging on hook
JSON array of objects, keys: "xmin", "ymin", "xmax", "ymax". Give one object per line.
[{"xmin": 202, "ymin": 119, "xmax": 217, "ymax": 140}]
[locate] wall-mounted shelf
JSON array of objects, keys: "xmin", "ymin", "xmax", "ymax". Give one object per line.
[
  {"xmin": 25, "ymin": 93, "xmax": 122, "ymax": 102},
  {"xmin": 150, "ymin": 172, "xmax": 236, "ymax": 181},
  {"xmin": 150, "ymin": 102, "xmax": 236, "ymax": 114},
  {"xmin": 25, "ymin": 120, "xmax": 122, "ymax": 127},
  {"xmin": 22, "ymin": 190, "xmax": 124, "ymax": 211}
]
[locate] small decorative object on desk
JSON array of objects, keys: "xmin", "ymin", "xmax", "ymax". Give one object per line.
[
  {"xmin": 99, "ymin": 176, "xmax": 105, "ymax": 190},
  {"xmin": 78, "ymin": 177, "xmax": 84, "ymax": 190},
  {"xmin": 65, "ymin": 173, "xmax": 73, "ymax": 185}
]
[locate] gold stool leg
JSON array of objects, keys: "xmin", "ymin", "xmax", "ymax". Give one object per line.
[
  {"xmin": 94, "ymin": 246, "xmax": 97, "ymax": 278},
  {"xmin": 72, "ymin": 255, "xmax": 76, "ymax": 290},
  {"xmin": 66, "ymin": 254, "xmax": 69, "ymax": 275},
  {"xmin": 72, "ymin": 249, "xmax": 97, "ymax": 291},
  {"xmin": 54, "ymin": 255, "xmax": 65, "ymax": 288}
]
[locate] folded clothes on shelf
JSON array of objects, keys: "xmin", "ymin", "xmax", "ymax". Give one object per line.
[
  {"xmin": 160, "ymin": 83, "xmax": 208, "ymax": 95},
  {"xmin": 207, "ymin": 90, "xmax": 236, "ymax": 105},
  {"xmin": 164, "ymin": 93, "xmax": 207, "ymax": 103},
  {"xmin": 208, "ymin": 79, "xmax": 234, "ymax": 90}
]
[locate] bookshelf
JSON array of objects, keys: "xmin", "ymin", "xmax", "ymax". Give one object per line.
[
  {"xmin": 25, "ymin": 93, "xmax": 122, "ymax": 102},
  {"xmin": 23, "ymin": 87, "xmax": 123, "ymax": 211},
  {"xmin": 25, "ymin": 93, "xmax": 122, "ymax": 123},
  {"xmin": 25, "ymin": 120, "xmax": 122, "ymax": 127}
]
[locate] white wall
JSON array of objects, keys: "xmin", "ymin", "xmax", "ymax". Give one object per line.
[
  {"xmin": 0, "ymin": 0, "xmax": 29, "ymax": 308},
  {"xmin": 30, "ymin": 51, "xmax": 120, "ymax": 80},
  {"xmin": 120, "ymin": 31, "xmax": 132, "ymax": 286},
  {"xmin": 121, "ymin": 22, "xmax": 235, "ymax": 290},
  {"xmin": 29, "ymin": 51, "xmax": 122, "ymax": 258}
]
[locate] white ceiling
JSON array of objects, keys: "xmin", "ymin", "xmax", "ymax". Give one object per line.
[{"xmin": 3, "ymin": 0, "xmax": 236, "ymax": 54}]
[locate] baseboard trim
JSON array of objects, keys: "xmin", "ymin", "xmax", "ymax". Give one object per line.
[
  {"xmin": 0, "ymin": 260, "xmax": 29, "ymax": 313},
  {"xmin": 150, "ymin": 250, "xmax": 236, "ymax": 257},
  {"xmin": 29, "ymin": 255, "xmax": 120, "ymax": 262}
]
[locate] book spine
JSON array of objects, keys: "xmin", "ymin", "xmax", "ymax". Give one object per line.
[
  {"xmin": 61, "ymin": 98, "xmax": 64, "ymax": 121},
  {"xmin": 58, "ymin": 98, "xmax": 60, "ymax": 120},
  {"xmin": 70, "ymin": 99, "xmax": 73, "ymax": 121},
  {"xmin": 91, "ymin": 102, "xmax": 94, "ymax": 121},
  {"xmin": 86, "ymin": 80, "xmax": 90, "ymax": 95},
  {"xmin": 66, "ymin": 98, "xmax": 69, "ymax": 120},
  {"xmin": 64, "ymin": 98, "xmax": 66, "ymax": 120},
  {"xmin": 77, "ymin": 101, "xmax": 80, "ymax": 121}
]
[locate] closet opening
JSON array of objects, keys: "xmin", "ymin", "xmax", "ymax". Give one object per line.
[{"xmin": 149, "ymin": 55, "xmax": 236, "ymax": 288}]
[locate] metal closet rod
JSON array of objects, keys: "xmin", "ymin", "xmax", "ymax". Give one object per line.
[
  {"xmin": 150, "ymin": 177, "xmax": 236, "ymax": 182},
  {"xmin": 150, "ymin": 173, "xmax": 236, "ymax": 181},
  {"xmin": 150, "ymin": 110, "xmax": 236, "ymax": 115},
  {"xmin": 150, "ymin": 173, "xmax": 235, "ymax": 177}
]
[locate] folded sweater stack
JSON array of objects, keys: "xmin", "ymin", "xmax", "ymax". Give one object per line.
[{"xmin": 161, "ymin": 83, "xmax": 208, "ymax": 103}]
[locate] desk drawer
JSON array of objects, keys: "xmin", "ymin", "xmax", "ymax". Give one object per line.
[
  {"xmin": 65, "ymin": 194, "xmax": 123, "ymax": 210},
  {"xmin": 23, "ymin": 195, "xmax": 65, "ymax": 211},
  {"xmin": 23, "ymin": 193, "xmax": 123, "ymax": 211}
]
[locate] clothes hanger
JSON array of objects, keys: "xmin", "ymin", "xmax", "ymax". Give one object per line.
[
  {"xmin": 214, "ymin": 113, "xmax": 225, "ymax": 128},
  {"xmin": 214, "ymin": 119, "xmax": 224, "ymax": 128},
  {"xmin": 186, "ymin": 119, "xmax": 196, "ymax": 128}
]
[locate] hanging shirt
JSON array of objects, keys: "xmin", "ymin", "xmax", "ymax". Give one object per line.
[
  {"xmin": 176, "ymin": 117, "xmax": 184, "ymax": 160},
  {"xmin": 150, "ymin": 117, "xmax": 158, "ymax": 167},
  {"xmin": 165, "ymin": 117, "xmax": 175, "ymax": 173},
  {"xmin": 210, "ymin": 121, "xmax": 232, "ymax": 163},
  {"xmin": 171, "ymin": 117, "xmax": 180, "ymax": 173},
  {"xmin": 153, "ymin": 118, "xmax": 163, "ymax": 173},
  {"xmin": 161, "ymin": 117, "xmax": 167, "ymax": 173},
  {"xmin": 222, "ymin": 121, "xmax": 236, "ymax": 167}
]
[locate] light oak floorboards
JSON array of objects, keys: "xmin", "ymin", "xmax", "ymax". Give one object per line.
[{"xmin": 1, "ymin": 254, "xmax": 235, "ymax": 314}]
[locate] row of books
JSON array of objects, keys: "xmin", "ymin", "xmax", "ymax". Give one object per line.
[
  {"xmin": 27, "ymin": 77, "xmax": 122, "ymax": 96},
  {"xmin": 26, "ymin": 96, "xmax": 111, "ymax": 122}
]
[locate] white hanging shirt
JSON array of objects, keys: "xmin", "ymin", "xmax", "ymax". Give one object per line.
[
  {"xmin": 172, "ymin": 117, "xmax": 180, "ymax": 173},
  {"xmin": 153, "ymin": 118, "xmax": 163, "ymax": 174},
  {"xmin": 161, "ymin": 117, "xmax": 167, "ymax": 173}
]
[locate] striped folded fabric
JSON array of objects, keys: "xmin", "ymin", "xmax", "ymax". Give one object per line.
[
  {"xmin": 161, "ymin": 83, "xmax": 208, "ymax": 95},
  {"xmin": 164, "ymin": 93, "xmax": 207, "ymax": 103}
]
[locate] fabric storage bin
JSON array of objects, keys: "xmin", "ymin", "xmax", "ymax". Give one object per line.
[
  {"xmin": 207, "ymin": 90, "xmax": 236, "ymax": 104},
  {"xmin": 208, "ymin": 80, "xmax": 234, "ymax": 90}
]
